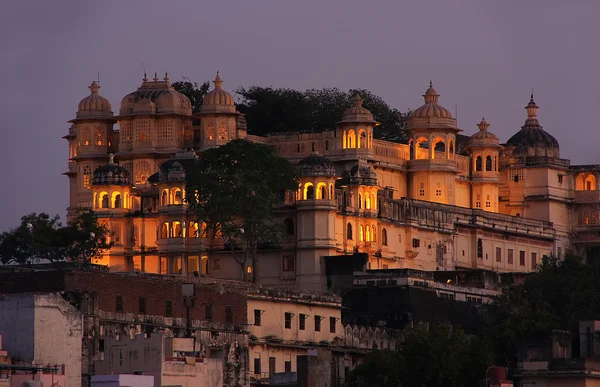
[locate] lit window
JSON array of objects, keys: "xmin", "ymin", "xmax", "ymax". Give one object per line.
[{"xmin": 83, "ymin": 166, "xmax": 92, "ymax": 189}]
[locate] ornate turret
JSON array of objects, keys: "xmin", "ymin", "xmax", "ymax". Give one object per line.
[
  {"xmin": 298, "ymin": 152, "xmax": 336, "ymax": 177},
  {"xmin": 337, "ymin": 94, "xmax": 376, "ymax": 150},
  {"xmin": 200, "ymin": 72, "xmax": 237, "ymax": 114},
  {"xmin": 92, "ymin": 154, "xmax": 130, "ymax": 186},
  {"xmin": 76, "ymin": 81, "xmax": 113, "ymax": 120},
  {"xmin": 505, "ymin": 93, "xmax": 559, "ymax": 158}
]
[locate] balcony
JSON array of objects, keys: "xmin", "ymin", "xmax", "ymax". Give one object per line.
[
  {"xmin": 408, "ymin": 158, "xmax": 457, "ymax": 172},
  {"xmin": 574, "ymin": 190, "xmax": 600, "ymax": 203}
]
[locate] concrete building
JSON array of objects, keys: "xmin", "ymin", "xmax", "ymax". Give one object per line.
[
  {"xmin": 512, "ymin": 321, "xmax": 600, "ymax": 386},
  {"xmin": 63, "ymin": 72, "xmax": 600, "ymax": 292},
  {"xmin": 0, "ymin": 268, "xmax": 249, "ymax": 387},
  {"xmin": 247, "ymin": 287, "xmax": 399, "ymax": 386},
  {"xmin": 95, "ymin": 333, "xmax": 222, "ymax": 387}
]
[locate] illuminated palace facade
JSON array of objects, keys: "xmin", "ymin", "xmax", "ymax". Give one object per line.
[{"xmin": 64, "ymin": 72, "xmax": 599, "ymax": 292}]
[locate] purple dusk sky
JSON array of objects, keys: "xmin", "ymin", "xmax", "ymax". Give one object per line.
[{"xmin": 0, "ymin": 1, "xmax": 598, "ymax": 231}]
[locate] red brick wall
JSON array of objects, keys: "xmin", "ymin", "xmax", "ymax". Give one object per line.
[
  {"xmin": 72, "ymin": 272, "xmax": 248, "ymax": 326},
  {"xmin": 0, "ymin": 270, "xmax": 248, "ymax": 326}
]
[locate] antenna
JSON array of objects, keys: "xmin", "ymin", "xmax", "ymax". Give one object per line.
[{"xmin": 455, "ymin": 105, "xmax": 458, "ymax": 124}]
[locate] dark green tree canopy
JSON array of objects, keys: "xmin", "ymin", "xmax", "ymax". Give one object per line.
[
  {"xmin": 236, "ymin": 86, "xmax": 410, "ymax": 142},
  {"xmin": 171, "ymin": 77, "xmax": 410, "ymax": 141},
  {"xmin": 0, "ymin": 209, "xmax": 112, "ymax": 266},
  {"xmin": 347, "ymin": 323, "xmax": 492, "ymax": 387},
  {"xmin": 185, "ymin": 139, "xmax": 298, "ymax": 282},
  {"xmin": 484, "ymin": 253, "xmax": 600, "ymax": 366},
  {"xmin": 171, "ymin": 77, "xmax": 210, "ymax": 113}
]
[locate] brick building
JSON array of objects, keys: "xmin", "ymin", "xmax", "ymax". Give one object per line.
[{"xmin": 0, "ymin": 266, "xmax": 249, "ymax": 387}]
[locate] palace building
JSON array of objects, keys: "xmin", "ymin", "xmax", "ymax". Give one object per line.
[{"xmin": 64, "ymin": 72, "xmax": 597, "ymax": 292}]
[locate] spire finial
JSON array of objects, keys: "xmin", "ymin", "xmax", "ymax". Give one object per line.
[
  {"xmin": 164, "ymin": 71, "xmax": 169, "ymax": 81},
  {"xmin": 213, "ymin": 71, "xmax": 223, "ymax": 89},
  {"xmin": 89, "ymin": 81, "xmax": 100, "ymax": 94},
  {"xmin": 153, "ymin": 72, "xmax": 159, "ymax": 82},
  {"xmin": 525, "ymin": 91, "xmax": 539, "ymax": 119},
  {"xmin": 353, "ymin": 93, "xmax": 363, "ymax": 107},
  {"xmin": 143, "ymin": 72, "xmax": 148, "ymax": 82},
  {"xmin": 477, "ymin": 117, "xmax": 489, "ymax": 131},
  {"xmin": 423, "ymin": 80, "xmax": 439, "ymax": 103},
  {"xmin": 108, "ymin": 153, "xmax": 115, "ymax": 164}
]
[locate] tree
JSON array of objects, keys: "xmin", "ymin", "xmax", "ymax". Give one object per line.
[
  {"xmin": 171, "ymin": 77, "xmax": 210, "ymax": 113},
  {"xmin": 347, "ymin": 323, "xmax": 492, "ymax": 387},
  {"xmin": 0, "ymin": 210, "xmax": 112, "ymax": 266},
  {"xmin": 484, "ymin": 253, "xmax": 600, "ymax": 366},
  {"xmin": 236, "ymin": 86, "xmax": 410, "ymax": 142},
  {"xmin": 185, "ymin": 139, "xmax": 298, "ymax": 282}
]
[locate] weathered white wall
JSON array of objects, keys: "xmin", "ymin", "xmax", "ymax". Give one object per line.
[
  {"xmin": 33, "ymin": 294, "xmax": 83, "ymax": 387},
  {"xmin": 0, "ymin": 293, "xmax": 83, "ymax": 387}
]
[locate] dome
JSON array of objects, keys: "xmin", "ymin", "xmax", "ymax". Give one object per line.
[
  {"xmin": 505, "ymin": 94, "xmax": 559, "ymax": 158},
  {"xmin": 349, "ymin": 160, "xmax": 378, "ymax": 186},
  {"xmin": 200, "ymin": 72, "xmax": 237, "ymax": 114},
  {"xmin": 337, "ymin": 94, "xmax": 376, "ymax": 124},
  {"xmin": 410, "ymin": 81, "xmax": 454, "ymax": 119},
  {"xmin": 468, "ymin": 118, "xmax": 501, "ymax": 148},
  {"xmin": 298, "ymin": 152, "xmax": 336, "ymax": 177},
  {"xmin": 92, "ymin": 154, "xmax": 130, "ymax": 186},
  {"xmin": 119, "ymin": 73, "xmax": 192, "ymax": 116},
  {"xmin": 158, "ymin": 150, "xmax": 197, "ymax": 175},
  {"xmin": 76, "ymin": 82, "xmax": 113, "ymax": 119}
]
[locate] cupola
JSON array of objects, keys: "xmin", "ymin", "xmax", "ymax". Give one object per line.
[
  {"xmin": 92, "ymin": 154, "xmax": 130, "ymax": 186},
  {"xmin": 505, "ymin": 93, "xmax": 559, "ymax": 158},
  {"xmin": 119, "ymin": 72, "xmax": 192, "ymax": 116},
  {"xmin": 298, "ymin": 152, "xmax": 336, "ymax": 177},
  {"xmin": 76, "ymin": 81, "xmax": 113, "ymax": 119},
  {"xmin": 200, "ymin": 72, "xmax": 237, "ymax": 114}
]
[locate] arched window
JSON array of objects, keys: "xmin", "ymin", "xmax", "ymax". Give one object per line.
[
  {"xmin": 160, "ymin": 190, "xmax": 168, "ymax": 206},
  {"xmin": 372, "ymin": 225, "xmax": 376, "ymax": 242},
  {"xmin": 284, "ymin": 218, "xmax": 295, "ymax": 236},
  {"xmin": 493, "ymin": 156, "xmax": 498, "ymax": 171},
  {"xmin": 113, "ymin": 193, "xmax": 122, "ymax": 209},
  {"xmin": 189, "ymin": 222, "xmax": 199, "ymax": 238},
  {"xmin": 320, "ymin": 185, "xmax": 327, "ymax": 199},
  {"xmin": 297, "ymin": 144, "xmax": 300, "ymax": 153},
  {"xmin": 161, "ymin": 222, "xmax": 170, "ymax": 239},
  {"xmin": 343, "ymin": 191, "xmax": 348, "ymax": 207},
  {"xmin": 475, "ymin": 156, "xmax": 483, "ymax": 172},
  {"xmin": 360, "ymin": 225, "xmax": 364, "ymax": 241},
  {"xmin": 485, "ymin": 156, "xmax": 492, "ymax": 171},
  {"xmin": 124, "ymin": 192, "xmax": 129, "ymax": 209},
  {"xmin": 359, "ymin": 131, "xmax": 367, "ymax": 148},
  {"xmin": 477, "ymin": 238, "xmax": 483, "ymax": 258},
  {"xmin": 312, "ymin": 142, "xmax": 315, "ymax": 152},
  {"xmin": 347, "ymin": 223, "xmax": 353, "ymax": 240},
  {"xmin": 201, "ymin": 222, "xmax": 208, "ymax": 238},
  {"xmin": 449, "ymin": 141, "xmax": 454, "ymax": 155},
  {"xmin": 366, "ymin": 226, "xmax": 371, "ymax": 242},
  {"xmin": 382, "ymin": 228, "xmax": 388, "ymax": 246},
  {"xmin": 365, "ymin": 195, "xmax": 371, "ymax": 210},
  {"xmin": 305, "ymin": 184, "xmax": 315, "ymax": 200},
  {"xmin": 214, "ymin": 223, "xmax": 223, "ymax": 239},
  {"xmin": 100, "ymin": 193, "xmax": 109, "ymax": 209},
  {"xmin": 372, "ymin": 193, "xmax": 377, "ymax": 209},
  {"xmin": 342, "ymin": 131, "xmax": 347, "ymax": 149},
  {"xmin": 172, "ymin": 221, "xmax": 183, "ymax": 238},
  {"xmin": 172, "ymin": 188, "xmax": 183, "ymax": 205},
  {"xmin": 358, "ymin": 194, "xmax": 363, "ymax": 209},
  {"xmin": 325, "ymin": 140, "xmax": 329, "ymax": 151}
]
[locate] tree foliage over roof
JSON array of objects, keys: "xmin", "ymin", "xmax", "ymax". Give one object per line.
[
  {"xmin": 185, "ymin": 139, "xmax": 298, "ymax": 282},
  {"xmin": 235, "ymin": 86, "xmax": 410, "ymax": 142},
  {"xmin": 0, "ymin": 209, "xmax": 112, "ymax": 266}
]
